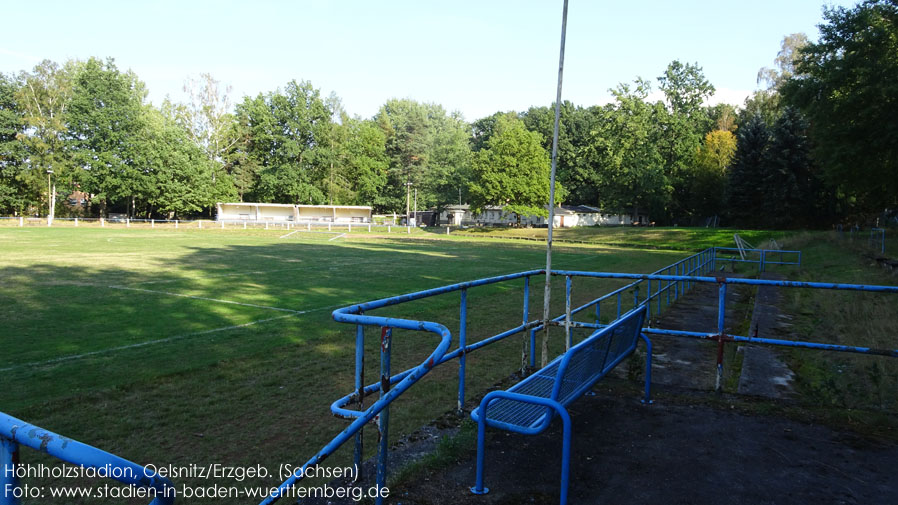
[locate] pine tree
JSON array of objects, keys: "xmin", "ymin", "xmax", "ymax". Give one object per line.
[
  {"xmin": 727, "ymin": 114, "xmax": 769, "ymax": 227},
  {"xmin": 763, "ymin": 107, "xmax": 816, "ymax": 228}
]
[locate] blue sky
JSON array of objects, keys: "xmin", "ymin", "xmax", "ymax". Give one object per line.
[{"xmin": 1, "ymin": 0, "xmax": 854, "ymax": 121}]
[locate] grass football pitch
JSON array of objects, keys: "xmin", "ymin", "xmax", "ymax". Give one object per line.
[{"xmin": 0, "ymin": 225, "xmax": 819, "ymax": 499}]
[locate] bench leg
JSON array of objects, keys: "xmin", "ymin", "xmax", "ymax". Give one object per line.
[
  {"xmin": 471, "ymin": 392, "xmax": 572, "ymax": 505},
  {"xmin": 640, "ymin": 333, "xmax": 653, "ymax": 404},
  {"xmin": 471, "ymin": 414, "xmax": 489, "ymax": 495},
  {"xmin": 558, "ymin": 407, "xmax": 572, "ymax": 505}
]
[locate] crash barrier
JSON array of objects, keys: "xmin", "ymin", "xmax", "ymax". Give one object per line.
[
  {"xmin": 0, "ymin": 412, "xmax": 174, "ymax": 505},
  {"xmin": 7, "ymin": 244, "xmax": 895, "ymax": 505},
  {"xmin": 871, "ymin": 228, "xmax": 886, "ymax": 255},
  {"xmin": 713, "ymin": 247, "xmax": 801, "ymax": 273},
  {"xmin": 470, "ymin": 306, "xmax": 649, "ymax": 504},
  {"xmin": 265, "ymin": 247, "xmax": 725, "ymax": 504}
]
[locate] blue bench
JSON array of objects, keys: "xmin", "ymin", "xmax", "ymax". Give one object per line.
[{"xmin": 470, "ymin": 306, "xmax": 651, "ymax": 505}]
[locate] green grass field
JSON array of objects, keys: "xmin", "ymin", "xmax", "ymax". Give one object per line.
[
  {"xmin": 1, "ymin": 225, "xmax": 894, "ymax": 502},
  {"xmin": 0, "ymin": 226, "xmax": 696, "ymax": 501}
]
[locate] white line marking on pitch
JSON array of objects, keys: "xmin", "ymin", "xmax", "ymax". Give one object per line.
[
  {"xmin": 280, "ymin": 230, "xmax": 300, "ymax": 239},
  {"xmin": 0, "ymin": 314, "xmax": 297, "ymax": 372},
  {"xmin": 328, "ymin": 233, "xmax": 346, "ymax": 242},
  {"xmin": 127, "ymin": 266, "xmax": 316, "ymax": 286},
  {"xmin": 107, "ymin": 285, "xmax": 308, "ymax": 314}
]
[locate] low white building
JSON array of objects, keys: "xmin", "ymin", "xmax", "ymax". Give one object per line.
[
  {"xmin": 552, "ymin": 206, "xmax": 646, "ymax": 227},
  {"xmin": 216, "ymin": 203, "xmax": 372, "ymax": 223},
  {"xmin": 440, "ymin": 204, "xmax": 646, "ymax": 227}
]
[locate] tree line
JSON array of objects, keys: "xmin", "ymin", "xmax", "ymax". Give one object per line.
[{"xmin": 0, "ymin": 0, "xmax": 894, "ymax": 227}]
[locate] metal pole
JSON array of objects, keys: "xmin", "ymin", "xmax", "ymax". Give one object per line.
[
  {"xmin": 565, "ymin": 276, "xmax": 572, "ymax": 350},
  {"xmin": 715, "ymin": 282, "xmax": 727, "ymax": 392},
  {"xmin": 458, "ymin": 289, "xmax": 467, "ymax": 415},
  {"xmin": 376, "ymin": 327, "xmax": 392, "ymax": 505},
  {"xmin": 522, "ymin": 276, "xmax": 530, "ymax": 373},
  {"xmin": 353, "ymin": 323, "xmax": 365, "ymax": 476},
  {"xmin": 541, "ymin": 0, "xmax": 569, "ymax": 368},
  {"xmin": 647, "ymin": 279, "xmax": 652, "ymax": 319}
]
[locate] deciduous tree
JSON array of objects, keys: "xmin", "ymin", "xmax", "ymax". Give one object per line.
[
  {"xmin": 469, "ymin": 115, "xmax": 557, "ymax": 219},
  {"xmin": 782, "ymin": 0, "xmax": 898, "ymax": 213}
]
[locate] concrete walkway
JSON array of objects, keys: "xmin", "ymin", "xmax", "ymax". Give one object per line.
[
  {"xmin": 737, "ymin": 273, "xmax": 796, "ymax": 398},
  {"xmin": 645, "ymin": 277, "xmax": 749, "ymax": 391}
]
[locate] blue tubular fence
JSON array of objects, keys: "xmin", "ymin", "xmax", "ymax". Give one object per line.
[
  {"xmin": 871, "ymin": 228, "xmax": 886, "ymax": 254},
  {"xmin": 0, "ymin": 413, "xmax": 174, "ymax": 505},
  {"xmin": 6, "ymin": 243, "xmax": 893, "ymax": 505},
  {"xmin": 266, "ymin": 246, "xmax": 808, "ymax": 504},
  {"xmin": 713, "ymin": 247, "xmax": 802, "ymax": 272}
]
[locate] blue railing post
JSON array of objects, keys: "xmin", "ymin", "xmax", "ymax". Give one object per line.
[
  {"xmin": 760, "ymin": 250, "xmax": 766, "ymax": 273},
  {"xmin": 646, "ymin": 279, "xmax": 652, "ymax": 319},
  {"xmin": 376, "ymin": 327, "xmax": 392, "ymax": 505},
  {"xmin": 633, "ymin": 284, "xmax": 639, "ymax": 309},
  {"xmin": 1, "ymin": 436, "xmax": 20, "ymax": 505},
  {"xmin": 674, "ymin": 263, "xmax": 679, "ymax": 300},
  {"xmin": 690, "ymin": 257, "xmax": 695, "ymax": 289},
  {"xmin": 522, "ymin": 277, "xmax": 530, "ymax": 372},
  {"xmin": 354, "ymin": 323, "xmax": 365, "ymax": 474},
  {"xmin": 529, "ymin": 328, "xmax": 537, "ymax": 369},
  {"xmin": 458, "ymin": 289, "xmax": 467, "ymax": 415},
  {"xmin": 715, "ymin": 283, "xmax": 727, "ymax": 392}
]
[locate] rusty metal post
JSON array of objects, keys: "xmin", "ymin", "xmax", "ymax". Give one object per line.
[
  {"xmin": 522, "ymin": 276, "xmax": 530, "ymax": 373},
  {"xmin": 376, "ymin": 327, "xmax": 392, "ymax": 504},
  {"xmin": 458, "ymin": 289, "xmax": 467, "ymax": 414},
  {"xmin": 353, "ymin": 323, "xmax": 365, "ymax": 476},
  {"xmin": 541, "ymin": 0, "xmax": 569, "ymax": 368},
  {"xmin": 565, "ymin": 276, "xmax": 572, "ymax": 350},
  {"xmin": 715, "ymin": 282, "xmax": 727, "ymax": 391}
]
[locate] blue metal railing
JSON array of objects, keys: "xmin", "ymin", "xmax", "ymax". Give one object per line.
[
  {"xmin": 263, "ymin": 246, "xmax": 896, "ymax": 505},
  {"xmin": 0, "ymin": 412, "xmax": 174, "ymax": 505},
  {"xmin": 263, "ymin": 247, "xmax": 744, "ymax": 503},
  {"xmin": 8, "ymin": 242, "xmax": 894, "ymax": 505},
  {"xmin": 871, "ymin": 228, "xmax": 886, "ymax": 254},
  {"xmin": 713, "ymin": 247, "xmax": 801, "ymax": 272}
]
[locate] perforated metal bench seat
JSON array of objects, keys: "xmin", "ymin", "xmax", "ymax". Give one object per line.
[
  {"xmin": 470, "ymin": 306, "xmax": 652, "ymax": 505},
  {"xmin": 471, "ymin": 306, "xmax": 647, "ymax": 434}
]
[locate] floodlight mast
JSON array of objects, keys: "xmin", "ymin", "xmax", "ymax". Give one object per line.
[{"xmin": 541, "ymin": 0, "xmax": 569, "ymax": 368}]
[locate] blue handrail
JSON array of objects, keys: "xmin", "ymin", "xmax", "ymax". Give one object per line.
[
  {"xmin": 7, "ymin": 242, "xmax": 895, "ymax": 505},
  {"xmin": 0, "ymin": 412, "xmax": 174, "ymax": 505}
]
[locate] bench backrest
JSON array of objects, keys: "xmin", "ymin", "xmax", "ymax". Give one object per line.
[{"xmin": 550, "ymin": 306, "xmax": 647, "ymax": 404}]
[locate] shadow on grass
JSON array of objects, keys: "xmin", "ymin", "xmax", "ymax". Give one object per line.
[{"xmin": 0, "ymin": 230, "xmax": 715, "ymax": 502}]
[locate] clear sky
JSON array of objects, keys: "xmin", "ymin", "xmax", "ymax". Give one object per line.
[{"xmin": 1, "ymin": 0, "xmax": 854, "ymax": 121}]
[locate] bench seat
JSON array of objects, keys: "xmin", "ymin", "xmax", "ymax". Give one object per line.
[
  {"xmin": 470, "ymin": 306, "xmax": 651, "ymax": 504},
  {"xmin": 472, "ymin": 307, "xmax": 646, "ymax": 433}
]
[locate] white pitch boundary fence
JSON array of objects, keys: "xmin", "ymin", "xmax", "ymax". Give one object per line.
[{"xmin": 0, "ymin": 216, "xmax": 455, "ymax": 236}]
